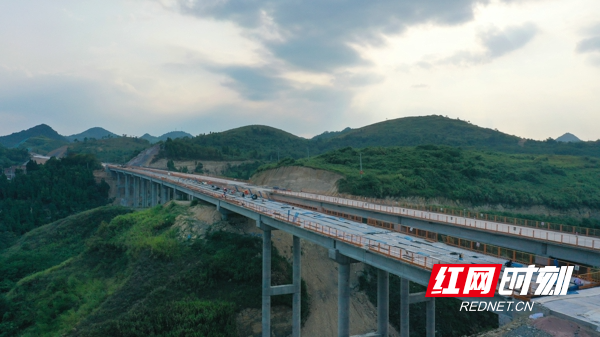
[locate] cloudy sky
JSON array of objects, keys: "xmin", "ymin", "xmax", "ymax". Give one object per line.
[{"xmin": 1, "ymin": 0, "xmax": 599, "ymax": 140}]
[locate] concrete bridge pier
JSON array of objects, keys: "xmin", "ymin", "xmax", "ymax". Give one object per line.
[
  {"xmin": 259, "ymin": 217, "xmax": 302, "ymax": 337},
  {"xmin": 142, "ymin": 179, "xmax": 147, "ymax": 207},
  {"xmin": 377, "ymin": 269, "xmax": 389, "ymax": 337},
  {"xmin": 329, "ymin": 249, "xmax": 359, "ymax": 337},
  {"xmin": 426, "ymin": 297, "xmax": 435, "ymax": 337},
  {"xmin": 152, "ymin": 182, "xmax": 158, "ymax": 206},
  {"xmin": 402, "ymin": 287, "xmax": 436, "ymax": 337},
  {"xmin": 160, "ymin": 184, "xmax": 166, "ymax": 204},
  {"xmin": 116, "ymin": 172, "xmax": 121, "ymax": 199},
  {"xmin": 124, "ymin": 174, "xmax": 130, "ymax": 206},
  {"xmin": 400, "ymin": 278, "xmax": 409, "ymax": 336},
  {"xmin": 133, "ymin": 177, "xmax": 139, "ymax": 207}
]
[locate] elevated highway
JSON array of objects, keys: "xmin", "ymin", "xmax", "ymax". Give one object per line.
[
  {"xmin": 270, "ymin": 191, "xmax": 600, "ymax": 267},
  {"xmin": 107, "ymin": 165, "xmax": 599, "ymax": 337}
]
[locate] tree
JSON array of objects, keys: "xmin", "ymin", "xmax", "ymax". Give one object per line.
[{"xmin": 167, "ymin": 160, "xmax": 176, "ymax": 171}]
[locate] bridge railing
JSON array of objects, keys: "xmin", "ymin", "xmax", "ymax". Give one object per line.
[{"xmin": 273, "ymin": 190, "xmax": 600, "ymax": 250}]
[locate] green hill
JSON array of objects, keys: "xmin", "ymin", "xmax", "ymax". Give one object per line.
[
  {"xmin": 66, "ymin": 127, "xmax": 120, "ymax": 142},
  {"xmin": 67, "ymin": 137, "xmax": 151, "ymax": 164},
  {"xmin": 156, "ymin": 125, "xmax": 311, "ymax": 161},
  {"xmin": 0, "ymin": 124, "xmax": 67, "ymax": 149},
  {"xmin": 258, "ymin": 145, "xmax": 600, "ymax": 215},
  {"xmin": 158, "ymin": 116, "xmax": 600, "ymax": 165},
  {"xmin": 0, "ymin": 204, "xmax": 306, "ymax": 336},
  {"xmin": 0, "ymin": 145, "xmax": 29, "ymax": 169},
  {"xmin": 325, "ymin": 115, "xmax": 521, "ymax": 148},
  {"xmin": 141, "ymin": 131, "xmax": 193, "ymax": 144},
  {"xmin": 18, "ymin": 135, "xmax": 69, "ymax": 155}
]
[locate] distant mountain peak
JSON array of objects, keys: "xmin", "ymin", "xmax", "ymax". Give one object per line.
[
  {"xmin": 67, "ymin": 127, "xmax": 119, "ymax": 142},
  {"xmin": 140, "ymin": 131, "xmax": 193, "ymax": 144},
  {"xmin": 555, "ymin": 132, "xmax": 581, "ymax": 143},
  {"xmin": 0, "ymin": 124, "xmax": 67, "ymax": 148}
]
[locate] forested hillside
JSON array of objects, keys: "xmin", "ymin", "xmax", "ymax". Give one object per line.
[
  {"xmin": 66, "ymin": 127, "xmax": 119, "ymax": 142},
  {"xmin": 0, "ymin": 124, "xmax": 67, "ymax": 149},
  {"xmin": 0, "ymin": 204, "xmax": 306, "ymax": 336},
  {"xmin": 0, "ymin": 146, "xmax": 28, "ymax": 168},
  {"xmin": 67, "ymin": 137, "xmax": 151, "ymax": 164},
  {"xmin": 0, "ymin": 154, "xmax": 110, "ymax": 249},
  {"xmin": 259, "ymin": 145, "xmax": 600, "ymax": 213},
  {"xmin": 156, "ymin": 125, "xmax": 311, "ymax": 161},
  {"xmin": 158, "ymin": 116, "xmax": 600, "ymax": 165}
]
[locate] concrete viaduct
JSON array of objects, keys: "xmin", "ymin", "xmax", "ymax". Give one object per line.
[{"xmin": 108, "ymin": 165, "xmax": 564, "ymax": 337}]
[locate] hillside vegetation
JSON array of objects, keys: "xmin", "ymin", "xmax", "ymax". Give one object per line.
[
  {"xmin": 0, "ymin": 146, "xmax": 29, "ymax": 169},
  {"xmin": 67, "ymin": 137, "xmax": 151, "ymax": 164},
  {"xmin": 17, "ymin": 136, "xmax": 69, "ymax": 155},
  {"xmin": 158, "ymin": 116, "xmax": 600, "ymax": 164},
  {"xmin": 66, "ymin": 127, "xmax": 119, "ymax": 142},
  {"xmin": 0, "ymin": 154, "xmax": 110, "ymax": 249},
  {"xmin": 258, "ymin": 145, "xmax": 600, "ymax": 213},
  {"xmin": 156, "ymin": 125, "xmax": 311, "ymax": 161},
  {"xmin": 0, "ymin": 204, "xmax": 307, "ymax": 336},
  {"xmin": 141, "ymin": 131, "xmax": 193, "ymax": 144},
  {"xmin": 0, "ymin": 124, "xmax": 67, "ymax": 149}
]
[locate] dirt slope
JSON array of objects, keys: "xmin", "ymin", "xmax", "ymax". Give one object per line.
[{"xmin": 251, "ymin": 167, "xmax": 343, "ymax": 194}]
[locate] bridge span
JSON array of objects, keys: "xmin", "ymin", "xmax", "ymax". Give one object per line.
[
  {"xmin": 270, "ymin": 191, "xmax": 600, "ymax": 267},
  {"xmin": 106, "ymin": 165, "xmax": 599, "ymax": 337}
]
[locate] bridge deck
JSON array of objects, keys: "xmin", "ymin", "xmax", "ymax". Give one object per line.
[{"xmin": 274, "ymin": 191, "xmax": 600, "ymax": 251}]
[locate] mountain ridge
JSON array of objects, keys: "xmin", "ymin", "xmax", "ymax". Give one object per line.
[
  {"xmin": 67, "ymin": 127, "xmax": 120, "ymax": 142},
  {"xmin": 141, "ymin": 131, "xmax": 193, "ymax": 144},
  {"xmin": 0, "ymin": 124, "xmax": 67, "ymax": 148}
]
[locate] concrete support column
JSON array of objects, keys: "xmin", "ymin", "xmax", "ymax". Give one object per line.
[
  {"xmin": 400, "ymin": 278, "xmax": 409, "ymax": 337},
  {"xmin": 292, "ymin": 235, "xmax": 301, "ymax": 337},
  {"xmin": 338, "ymin": 262, "xmax": 350, "ymax": 337},
  {"xmin": 161, "ymin": 184, "xmax": 166, "ymax": 204},
  {"xmin": 377, "ymin": 269, "xmax": 389, "ymax": 337},
  {"xmin": 117, "ymin": 173, "xmax": 121, "ymax": 198},
  {"xmin": 125, "ymin": 175, "xmax": 130, "ymax": 206},
  {"xmin": 262, "ymin": 225, "xmax": 272, "ymax": 337},
  {"xmin": 142, "ymin": 179, "xmax": 147, "ymax": 208},
  {"xmin": 133, "ymin": 177, "xmax": 139, "ymax": 207},
  {"xmin": 426, "ymin": 298, "xmax": 435, "ymax": 337},
  {"xmin": 151, "ymin": 182, "xmax": 157, "ymax": 206}
]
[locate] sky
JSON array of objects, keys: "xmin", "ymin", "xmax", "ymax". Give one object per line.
[{"xmin": 1, "ymin": 0, "xmax": 599, "ymax": 140}]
